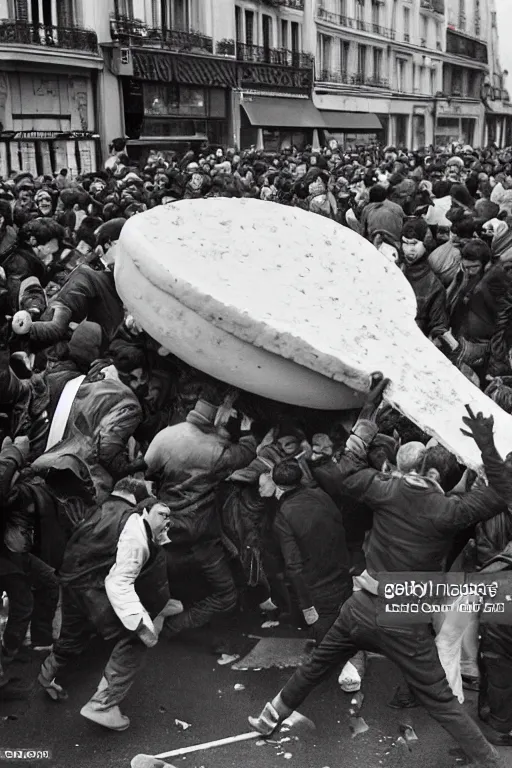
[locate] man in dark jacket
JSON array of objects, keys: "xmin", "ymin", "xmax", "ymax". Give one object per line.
[
  {"xmin": 145, "ymin": 388, "xmax": 257, "ymax": 637},
  {"xmin": 249, "ymin": 382, "xmax": 511, "ymax": 768},
  {"xmin": 360, "ymin": 184, "xmax": 404, "ymax": 246},
  {"xmin": 271, "ymin": 460, "xmax": 352, "ymax": 641},
  {"xmin": 401, "ymin": 218, "xmax": 454, "ymax": 343}
]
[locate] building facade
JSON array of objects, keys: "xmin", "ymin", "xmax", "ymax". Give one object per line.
[
  {"xmin": 102, "ymin": 0, "xmax": 320, "ymax": 158},
  {"xmin": 0, "ymin": 0, "xmax": 103, "ymax": 176},
  {"xmin": 312, "ymin": 0, "xmax": 512, "ymax": 150}
]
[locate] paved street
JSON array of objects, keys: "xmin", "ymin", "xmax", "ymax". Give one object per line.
[{"xmin": 1, "ymin": 615, "xmax": 510, "ymax": 768}]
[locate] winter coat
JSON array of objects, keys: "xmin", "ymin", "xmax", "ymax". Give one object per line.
[
  {"xmin": 337, "ymin": 439, "xmax": 512, "ymax": 575},
  {"xmin": 145, "ymin": 401, "xmax": 257, "ymax": 545},
  {"xmin": 448, "ymin": 268, "xmax": 499, "ymax": 342},
  {"xmin": 32, "ymin": 371, "xmax": 142, "ymax": 503},
  {"xmin": 60, "ymin": 497, "xmax": 169, "ymax": 639},
  {"xmin": 29, "ymin": 265, "xmax": 123, "ymax": 349},
  {"xmin": 403, "ymin": 257, "xmax": 449, "ymax": 338},
  {"xmin": 274, "ymin": 486, "xmax": 351, "ymax": 612},
  {"xmin": 360, "ymin": 200, "xmax": 404, "ymax": 245}
]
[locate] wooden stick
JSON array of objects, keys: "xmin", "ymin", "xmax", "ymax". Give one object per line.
[{"xmin": 155, "ymin": 731, "xmax": 261, "ymax": 759}]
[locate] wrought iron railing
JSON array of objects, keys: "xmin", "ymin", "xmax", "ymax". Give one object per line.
[
  {"xmin": 420, "ymin": 0, "xmax": 445, "ymax": 12},
  {"xmin": 261, "ymin": 0, "xmax": 304, "ymax": 8},
  {"xmin": 110, "ymin": 14, "xmax": 213, "ymax": 54},
  {"xmin": 446, "ymin": 28, "xmax": 488, "ymax": 63},
  {"xmin": 318, "ymin": 69, "xmax": 389, "ymax": 88},
  {"xmin": 316, "ymin": 8, "xmax": 395, "ymax": 40},
  {"xmin": 0, "ymin": 20, "xmax": 99, "ymax": 53},
  {"xmin": 233, "ymin": 41, "xmax": 314, "ymax": 68}
]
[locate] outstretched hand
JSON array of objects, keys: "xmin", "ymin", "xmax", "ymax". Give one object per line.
[
  {"xmin": 460, "ymin": 404, "xmax": 494, "ymax": 444},
  {"xmin": 359, "ymin": 372, "xmax": 390, "ymax": 420}
]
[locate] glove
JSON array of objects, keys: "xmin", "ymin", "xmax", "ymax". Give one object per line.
[
  {"xmin": 460, "ymin": 404, "xmax": 494, "ymax": 446},
  {"xmin": 302, "ymin": 607, "xmax": 319, "ymax": 626},
  {"xmin": 2, "ymin": 435, "xmax": 30, "ymax": 461},
  {"xmin": 359, "ymin": 372, "xmax": 390, "ymax": 420}
]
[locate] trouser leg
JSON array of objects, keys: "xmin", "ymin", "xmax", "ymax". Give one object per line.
[
  {"xmin": 377, "ymin": 615, "xmax": 497, "ymax": 766},
  {"xmin": 479, "ymin": 624, "xmax": 512, "ymax": 734},
  {"xmin": 0, "ymin": 572, "xmax": 33, "ymax": 656},
  {"xmin": 164, "ymin": 540, "xmax": 237, "ymax": 635},
  {"xmin": 41, "ymin": 587, "xmax": 93, "ymax": 681},
  {"xmin": 27, "ymin": 555, "xmax": 59, "ymax": 647},
  {"xmin": 89, "ymin": 634, "xmax": 147, "ymax": 711}
]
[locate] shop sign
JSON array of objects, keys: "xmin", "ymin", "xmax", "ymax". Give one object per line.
[
  {"xmin": 240, "ymin": 63, "xmax": 312, "ymax": 93},
  {"xmin": 132, "ymin": 50, "xmax": 237, "ymax": 88}
]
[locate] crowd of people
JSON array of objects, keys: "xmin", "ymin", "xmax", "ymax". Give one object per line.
[{"xmin": 0, "ymin": 135, "xmax": 511, "ymax": 765}]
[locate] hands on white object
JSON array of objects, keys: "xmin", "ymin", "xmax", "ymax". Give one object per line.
[
  {"xmin": 303, "ymin": 607, "xmax": 319, "ymax": 626},
  {"xmin": 160, "ymin": 599, "xmax": 184, "ymax": 618},
  {"xmin": 256, "ymin": 426, "xmax": 278, "ymax": 455},
  {"xmin": 136, "ymin": 618, "xmax": 158, "ymax": 648},
  {"xmin": 2, "ymin": 435, "xmax": 30, "ymax": 460}
]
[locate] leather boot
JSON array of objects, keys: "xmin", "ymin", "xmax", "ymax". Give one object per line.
[{"xmin": 248, "ymin": 692, "xmax": 292, "ymax": 736}]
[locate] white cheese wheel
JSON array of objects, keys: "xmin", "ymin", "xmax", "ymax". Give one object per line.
[{"xmin": 115, "ymin": 198, "xmax": 512, "ymax": 470}]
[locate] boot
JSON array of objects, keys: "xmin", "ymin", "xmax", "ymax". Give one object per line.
[
  {"xmin": 38, "ymin": 658, "xmax": 68, "ymax": 702},
  {"xmin": 248, "ymin": 693, "xmax": 292, "ymax": 736},
  {"xmin": 81, "ymin": 676, "xmax": 130, "ymax": 731},
  {"xmin": 80, "ymin": 700, "xmax": 130, "ymax": 731},
  {"xmin": 338, "ymin": 651, "xmax": 367, "ymax": 693}
]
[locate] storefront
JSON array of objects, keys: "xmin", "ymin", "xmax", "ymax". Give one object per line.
[
  {"xmin": 116, "ymin": 49, "xmax": 237, "ymax": 153},
  {"xmin": 434, "ymin": 101, "xmax": 482, "ymax": 148},
  {"xmin": 0, "ymin": 68, "xmax": 99, "ymax": 176},
  {"xmin": 319, "ymin": 111, "xmax": 383, "ymax": 148},
  {"xmin": 240, "ymin": 96, "xmax": 324, "ymax": 151}
]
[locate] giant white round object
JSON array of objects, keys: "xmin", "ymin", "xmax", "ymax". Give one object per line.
[{"xmin": 114, "ymin": 198, "xmax": 512, "ymax": 468}]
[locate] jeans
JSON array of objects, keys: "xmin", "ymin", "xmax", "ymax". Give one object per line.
[
  {"xmin": 0, "ymin": 554, "xmax": 59, "ymax": 653},
  {"xmin": 479, "ymin": 624, "xmax": 512, "ymax": 734},
  {"xmin": 42, "ymin": 585, "xmax": 147, "ymax": 710},
  {"xmin": 279, "ymin": 591, "xmax": 497, "ymax": 766},
  {"xmin": 163, "ymin": 539, "xmax": 237, "ymax": 636}
]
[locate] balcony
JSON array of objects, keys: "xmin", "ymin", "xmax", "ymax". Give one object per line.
[
  {"xmin": 0, "ymin": 20, "xmax": 98, "ymax": 53},
  {"xmin": 218, "ymin": 40, "xmax": 313, "ymax": 69},
  {"xmin": 261, "ymin": 0, "xmax": 304, "ymax": 8},
  {"xmin": 110, "ymin": 14, "xmax": 213, "ymax": 54},
  {"xmin": 318, "ymin": 69, "xmax": 389, "ymax": 88},
  {"xmin": 316, "ymin": 8, "xmax": 395, "ymax": 40},
  {"xmin": 446, "ymin": 28, "xmax": 487, "ymax": 64}
]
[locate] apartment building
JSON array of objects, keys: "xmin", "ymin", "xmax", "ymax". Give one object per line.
[
  {"xmin": 103, "ymin": 0, "xmax": 318, "ymax": 156},
  {"xmin": 313, "ymin": 0, "xmax": 512, "ymax": 149},
  {"xmin": 0, "ymin": 0, "xmax": 103, "ymax": 176}
]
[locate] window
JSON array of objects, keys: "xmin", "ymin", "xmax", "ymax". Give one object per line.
[
  {"xmin": 262, "ymin": 14, "xmax": 272, "ymax": 50},
  {"xmin": 373, "ymin": 48, "xmax": 383, "ymax": 80},
  {"xmin": 397, "ymin": 58, "xmax": 406, "ymax": 91},
  {"xmin": 143, "ymin": 84, "xmax": 206, "ymax": 118},
  {"xmin": 171, "ymin": 0, "xmax": 188, "ymax": 31},
  {"xmin": 340, "ymin": 40, "xmax": 349, "ymax": 75},
  {"xmin": 371, "ymin": 0, "xmax": 380, "ymax": 31},
  {"xmin": 421, "ymin": 16, "xmax": 428, "ymax": 47},
  {"xmin": 436, "ymin": 22, "xmax": 441, "ymax": 50},
  {"xmin": 235, "ymin": 5, "xmax": 242, "ymax": 44},
  {"xmin": 339, "ymin": 0, "xmax": 347, "ymax": 17},
  {"xmin": 356, "ymin": 0, "xmax": 365, "ymax": 30},
  {"xmin": 357, "ymin": 44, "xmax": 367, "ymax": 78},
  {"xmin": 403, "ymin": 7, "xmax": 410, "ymax": 42},
  {"xmin": 320, "ymin": 34, "xmax": 332, "ymax": 71},
  {"xmin": 430, "ymin": 67, "xmax": 436, "ymax": 95},
  {"xmin": 245, "ymin": 10, "xmax": 254, "ymax": 46},
  {"xmin": 281, "ymin": 20, "xmax": 289, "ymax": 49},
  {"xmin": 458, "ymin": 0, "xmax": 466, "ymax": 32},
  {"xmin": 474, "ymin": 0, "xmax": 481, "ymax": 37},
  {"xmin": 117, "ymin": 0, "xmax": 134, "ymax": 18},
  {"xmin": 452, "ymin": 66, "xmax": 462, "ymax": 96},
  {"xmin": 291, "ymin": 22, "xmax": 299, "ymax": 52}
]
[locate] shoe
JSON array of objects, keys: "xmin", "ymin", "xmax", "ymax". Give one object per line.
[
  {"xmin": 248, "ymin": 694, "xmax": 293, "ymax": 736},
  {"xmin": 2, "ymin": 646, "xmax": 31, "ymax": 665},
  {"xmin": 388, "ymin": 686, "xmax": 418, "ymax": 709},
  {"xmin": 80, "ymin": 701, "xmax": 130, "ymax": 731},
  {"xmin": 0, "ymin": 676, "xmax": 33, "ymax": 700},
  {"xmin": 37, "ymin": 672, "xmax": 68, "ymax": 701},
  {"xmin": 479, "ymin": 721, "xmax": 512, "ymax": 747},
  {"xmin": 461, "ymin": 674, "xmax": 480, "ymax": 692}
]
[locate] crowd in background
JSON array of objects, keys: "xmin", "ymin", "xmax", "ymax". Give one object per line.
[{"xmin": 0, "ymin": 135, "xmax": 511, "ymax": 755}]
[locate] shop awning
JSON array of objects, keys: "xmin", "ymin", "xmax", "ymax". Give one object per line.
[
  {"xmin": 320, "ymin": 111, "xmax": 382, "ymax": 131},
  {"xmin": 242, "ymin": 97, "xmax": 325, "ymax": 128}
]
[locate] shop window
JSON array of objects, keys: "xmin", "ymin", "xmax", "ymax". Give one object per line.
[
  {"xmin": 461, "ymin": 117, "xmax": 475, "ymax": 145},
  {"xmin": 143, "ymin": 84, "xmax": 206, "ymax": 117},
  {"xmin": 209, "ymin": 89, "xmax": 226, "ymax": 119}
]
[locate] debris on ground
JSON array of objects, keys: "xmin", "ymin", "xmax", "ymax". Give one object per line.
[
  {"xmin": 399, "ymin": 723, "xmax": 418, "ymax": 743},
  {"xmin": 217, "ymin": 653, "xmax": 240, "ymax": 666},
  {"xmin": 349, "ymin": 716, "xmax": 369, "ymax": 737},
  {"xmin": 261, "ymin": 620, "xmax": 280, "ymax": 629},
  {"xmin": 174, "ymin": 719, "xmax": 191, "ymax": 730},
  {"xmin": 234, "ymin": 684, "xmax": 245, "ymax": 691}
]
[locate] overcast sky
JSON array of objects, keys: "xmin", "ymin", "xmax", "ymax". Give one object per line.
[{"xmin": 496, "ymin": 0, "xmax": 512, "ymax": 77}]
